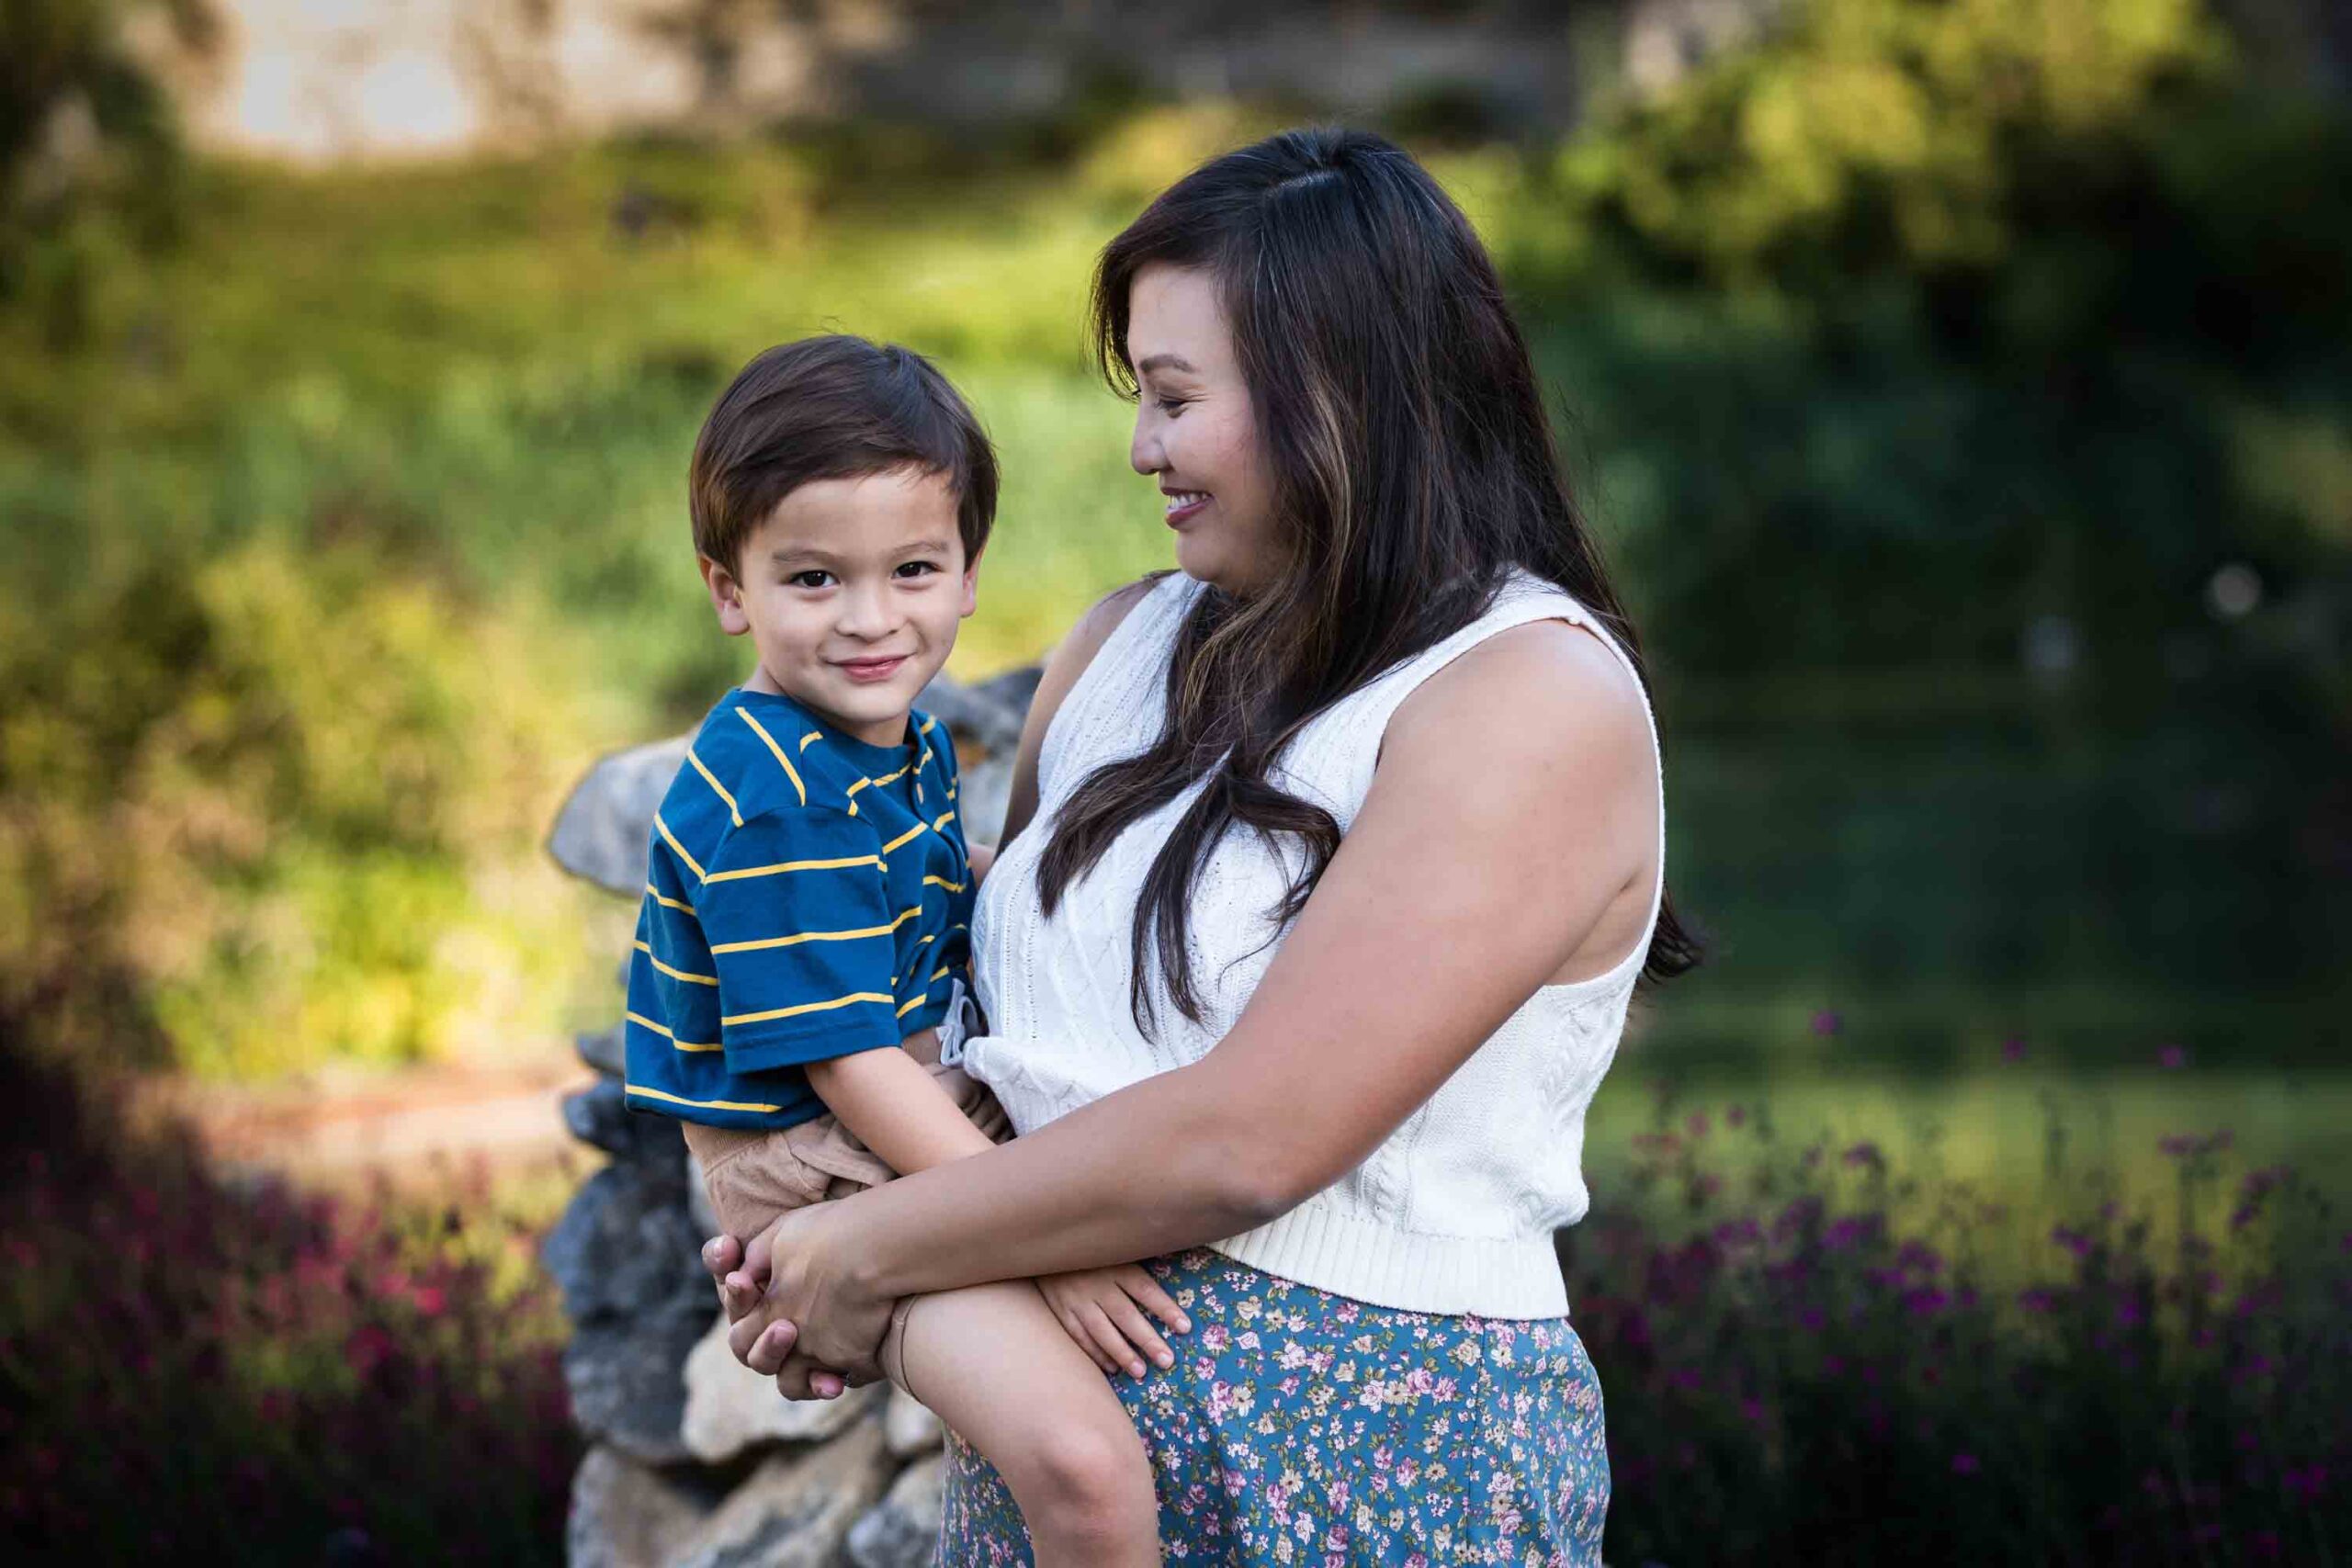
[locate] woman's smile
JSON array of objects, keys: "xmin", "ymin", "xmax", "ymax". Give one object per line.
[{"xmin": 1161, "ymin": 488, "xmax": 1210, "ymax": 527}]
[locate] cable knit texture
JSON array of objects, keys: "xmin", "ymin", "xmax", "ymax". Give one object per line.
[{"xmin": 963, "ymin": 568, "xmax": 1664, "ymax": 1318}]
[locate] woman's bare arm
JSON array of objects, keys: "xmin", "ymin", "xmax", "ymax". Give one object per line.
[{"xmin": 730, "ymin": 619, "xmax": 1658, "ymax": 1380}]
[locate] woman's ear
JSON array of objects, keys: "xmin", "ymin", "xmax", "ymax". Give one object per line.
[{"xmin": 699, "ymin": 555, "xmax": 752, "ymax": 637}]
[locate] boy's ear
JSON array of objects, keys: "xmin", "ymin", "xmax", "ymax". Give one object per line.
[
  {"xmin": 958, "ymin": 544, "xmax": 982, "ymax": 620},
  {"xmin": 698, "ymin": 555, "xmax": 752, "ymax": 637}
]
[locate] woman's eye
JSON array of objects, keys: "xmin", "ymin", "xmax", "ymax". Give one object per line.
[
  {"xmin": 1156, "ymin": 397, "xmax": 1189, "ymax": 417},
  {"xmin": 787, "ymin": 570, "xmax": 833, "ymax": 590}
]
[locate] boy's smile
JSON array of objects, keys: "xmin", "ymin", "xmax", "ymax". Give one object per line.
[{"xmin": 700, "ymin": 466, "xmax": 978, "ymax": 747}]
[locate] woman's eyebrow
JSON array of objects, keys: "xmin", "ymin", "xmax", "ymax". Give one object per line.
[{"xmin": 1135, "ymin": 353, "xmax": 1195, "ymax": 376}]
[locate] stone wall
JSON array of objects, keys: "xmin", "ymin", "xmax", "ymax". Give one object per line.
[
  {"xmin": 545, "ymin": 667, "xmax": 1037, "ymax": 1568},
  {"xmin": 144, "ymin": 0, "xmax": 1779, "ymax": 163}
]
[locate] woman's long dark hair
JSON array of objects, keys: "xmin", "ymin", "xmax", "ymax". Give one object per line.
[{"xmin": 1037, "ymin": 127, "xmax": 1701, "ymax": 1032}]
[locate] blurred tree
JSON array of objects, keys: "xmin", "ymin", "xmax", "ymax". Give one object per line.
[
  {"xmin": 1521, "ymin": 0, "xmax": 2352, "ymax": 683},
  {"xmin": 0, "ymin": 0, "xmax": 214, "ymax": 330}
]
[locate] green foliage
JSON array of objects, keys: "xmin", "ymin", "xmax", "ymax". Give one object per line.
[
  {"xmin": 4, "ymin": 0, "xmax": 2346, "ymax": 1079},
  {"xmin": 0, "ymin": 535, "xmax": 606, "ymax": 1077},
  {"xmin": 1517, "ymin": 0, "xmax": 2352, "ymax": 678}
]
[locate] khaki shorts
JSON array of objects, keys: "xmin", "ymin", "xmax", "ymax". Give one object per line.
[{"xmin": 680, "ymin": 1022, "xmax": 1012, "ymax": 1242}]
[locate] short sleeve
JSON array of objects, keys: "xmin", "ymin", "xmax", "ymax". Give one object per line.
[{"xmin": 695, "ymin": 806, "xmax": 905, "ymax": 1073}]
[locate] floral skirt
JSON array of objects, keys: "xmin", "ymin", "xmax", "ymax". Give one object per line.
[{"xmin": 935, "ymin": 1247, "xmax": 1609, "ymax": 1565}]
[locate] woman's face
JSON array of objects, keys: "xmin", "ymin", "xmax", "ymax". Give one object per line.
[{"xmin": 1126, "ymin": 263, "xmax": 1283, "ymax": 596}]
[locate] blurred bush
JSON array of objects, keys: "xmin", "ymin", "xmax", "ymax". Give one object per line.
[
  {"xmin": 1573, "ymin": 1089, "xmax": 2348, "ymax": 1561},
  {"xmin": 0, "ymin": 1028, "xmax": 577, "ymax": 1559},
  {"xmin": 0, "ymin": 535, "xmax": 605, "ymax": 1077},
  {"xmin": 1501, "ymin": 0, "xmax": 2352, "ymax": 685}
]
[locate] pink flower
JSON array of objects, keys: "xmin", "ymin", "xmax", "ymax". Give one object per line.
[{"xmin": 2157, "ymin": 1043, "xmax": 2188, "ymax": 1070}]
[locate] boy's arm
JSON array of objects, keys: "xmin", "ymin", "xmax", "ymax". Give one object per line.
[{"xmin": 804, "ymin": 1029, "xmax": 996, "ymax": 1175}]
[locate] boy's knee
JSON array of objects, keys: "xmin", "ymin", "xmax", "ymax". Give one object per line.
[{"xmin": 1018, "ymin": 1421, "xmax": 1152, "ymax": 1538}]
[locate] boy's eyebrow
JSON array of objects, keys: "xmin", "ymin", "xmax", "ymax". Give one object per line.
[
  {"xmin": 1135, "ymin": 353, "xmax": 1195, "ymax": 376},
  {"xmin": 768, "ymin": 537, "xmax": 958, "ymax": 563}
]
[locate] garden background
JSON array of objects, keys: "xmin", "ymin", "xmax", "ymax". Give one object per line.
[{"xmin": 2, "ymin": 0, "xmax": 2346, "ymax": 1561}]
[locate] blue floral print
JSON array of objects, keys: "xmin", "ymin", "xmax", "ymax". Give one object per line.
[{"xmin": 937, "ymin": 1247, "xmax": 1610, "ymax": 1565}]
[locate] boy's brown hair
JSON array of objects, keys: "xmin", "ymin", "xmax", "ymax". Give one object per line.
[{"xmin": 689, "ymin": 334, "xmax": 998, "ymax": 572}]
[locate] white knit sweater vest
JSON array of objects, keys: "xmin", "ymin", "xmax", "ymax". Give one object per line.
[{"xmin": 962, "ymin": 567, "xmax": 1664, "ymax": 1318}]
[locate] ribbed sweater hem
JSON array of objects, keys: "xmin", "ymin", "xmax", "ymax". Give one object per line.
[{"xmin": 1207, "ymin": 1198, "xmax": 1571, "ymax": 1321}]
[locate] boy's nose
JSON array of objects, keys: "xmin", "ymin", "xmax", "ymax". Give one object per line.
[{"xmin": 835, "ymin": 579, "xmax": 899, "ymax": 638}]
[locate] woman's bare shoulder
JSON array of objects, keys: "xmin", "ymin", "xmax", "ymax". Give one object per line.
[
  {"xmin": 995, "ymin": 574, "xmax": 1169, "ymax": 844},
  {"xmin": 1385, "ymin": 615, "xmax": 1652, "ymax": 787}
]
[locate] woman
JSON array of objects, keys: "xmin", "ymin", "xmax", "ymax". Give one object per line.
[{"xmin": 703, "ymin": 126, "xmax": 1697, "ymax": 1563}]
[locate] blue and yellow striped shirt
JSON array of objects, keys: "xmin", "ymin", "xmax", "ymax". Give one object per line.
[{"xmin": 622, "ymin": 686, "xmax": 974, "ymax": 1131}]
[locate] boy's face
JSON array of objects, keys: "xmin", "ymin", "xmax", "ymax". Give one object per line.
[{"xmin": 701, "ymin": 466, "xmax": 978, "ymax": 748}]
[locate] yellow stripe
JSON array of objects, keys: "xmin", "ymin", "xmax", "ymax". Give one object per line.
[
  {"xmin": 736, "ymin": 709, "xmax": 807, "ymax": 806},
  {"xmin": 923, "ymin": 874, "xmax": 967, "ymax": 894},
  {"xmin": 845, "ymin": 777, "xmax": 870, "ymax": 797},
  {"xmin": 881, "ymin": 823, "xmax": 926, "ymax": 855},
  {"xmin": 868, "ymin": 763, "xmax": 911, "ymax": 788},
  {"xmin": 920, "ymin": 715, "xmax": 938, "ymax": 735},
  {"xmin": 708, "ymin": 907, "xmax": 919, "ymax": 955},
  {"xmin": 703, "ymin": 853, "xmax": 882, "ymax": 885},
  {"xmin": 644, "ymin": 884, "xmax": 695, "ymax": 916},
  {"xmin": 686, "ymin": 750, "xmax": 742, "ymax": 827},
  {"xmin": 799, "ymin": 731, "xmax": 821, "ymax": 751},
  {"xmin": 896, "ymin": 995, "xmax": 926, "ymax": 1017},
  {"xmin": 932, "ymin": 809, "xmax": 956, "ymax": 832},
  {"xmin": 895, "ymin": 934, "xmax": 937, "ymax": 989},
  {"xmin": 929, "ymin": 963, "xmax": 956, "ymax": 984},
  {"xmin": 637, "ymin": 940, "xmax": 718, "ymax": 986},
  {"xmin": 626, "ymin": 1082, "xmax": 785, "ymax": 1114},
  {"xmin": 653, "ymin": 813, "xmax": 707, "ymax": 882},
  {"xmin": 723, "ymin": 991, "xmax": 894, "ymax": 1028},
  {"xmin": 625, "ymin": 1011, "xmax": 720, "ymax": 1053}
]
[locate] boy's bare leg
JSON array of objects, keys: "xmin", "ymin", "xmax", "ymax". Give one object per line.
[{"xmin": 882, "ymin": 1280, "xmax": 1161, "ymax": 1568}]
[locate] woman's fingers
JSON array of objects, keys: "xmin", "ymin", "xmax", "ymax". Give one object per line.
[
  {"xmin": 729, "ymin": 1308, "xmax": 797, "ymax": 1374},
  {"xmin": 1117, "ymin": 1266, "xmax": 1193, "ymax": 1336},
  {"xmin": 774, "ymin": 1349, "xmax": 846, "ymax": 1402}
]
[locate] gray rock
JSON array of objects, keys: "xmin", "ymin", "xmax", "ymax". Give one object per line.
[
  {"xmin": 682, "ymin": 1314, "xmax": 887, "ymax": 1461},
  {"xmin": 883, "ymin": 1388, "xmax": 944, "ymax": 1457},
  {"xmin": 564, "ymin": 1445, "xmax": 721, "ymax": 1568},
  {"xmin": 669, "ymin": 1417, "xmax": 895, "ymax": 1568},
  {"xmin": 544, "ymin": 1159, "xmax": 709, "ymax": 1462},
  {"xmin": 914, "ymin": 671, "xmax": 1023, "ymax": 757},
  {"xmin": 577, "ymin": 1021, "xmax": 626, "ymax": 1077},
  {"xmin": 683, "ymin": 1146, "xmax": 720, "ymax": 1242},
  {"xmin": 844, "ymin": 1451, "xmax": 945, "ymax": 1568},
  {"xmin": 971, "ymin": 664, "xmax": 1044, "ymax": 720},
  {"xmin": 955, "ymin": 755, "xmax": 1015, "ymax": 850},
  {"xmin": 563, "ymin": 1077, "xmax": 684, "ymax": 1164},
  {"xmin": 548, "ymin": 734, "xmax": 692, "ymax": 896}
]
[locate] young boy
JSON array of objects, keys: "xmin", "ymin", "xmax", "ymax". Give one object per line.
[{"xmin": 623, "ymin": 335, "xmax": 1177, "ymax": 1566}]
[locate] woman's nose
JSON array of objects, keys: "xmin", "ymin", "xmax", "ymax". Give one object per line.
[{"xmin": 1130, "ymin": 414, "xmax": 1163, "ymax": 477}]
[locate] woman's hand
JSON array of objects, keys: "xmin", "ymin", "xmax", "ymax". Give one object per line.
[
  {"xmin": 700, "ymin": 1201, "xmax": 894, "ymax": 1398},
  {"xmin": 1035, "ymin": 1264, "xmax": 1193, "ymax": 1381}
]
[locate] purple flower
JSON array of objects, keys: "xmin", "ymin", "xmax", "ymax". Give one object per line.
[
  {"xmin": 1951, "ymin": 1452, "xmax": 1980, "ymax": 1475},
  {"xmin": 2157, "ymin": 1043, "xmax": 2189, "ymax": 1069},
  {"xmin": 1725, "ymin": 1105, "xmax": 1747, "ymax": 1128},
  {"xmin": 2000, "ymin": 1035, "xmax": 2028, "ymax": 1063},
  {"xmin": 2051, "ymin": 1225, "xmax": 2094, "ymax": 1258},
  {"xmin": 1810, "ymin": 1010, "xmax": 1843, "ymax": 1037},
  {"xmin": 1842, "ymin": 1142, "xmax": 1884, "ymax": 1171}
]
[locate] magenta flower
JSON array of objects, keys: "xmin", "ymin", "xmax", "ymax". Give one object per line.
[
  {"xmin": 2157, "ymin": 1043, "xmax": 2188, "ymax": 1069},
  {"xmin": 1951, "ymin": 1452, "xmax": 1981, "ymax": 1475},
  {"xmin": 1810, "ymin": 1010, "xmax": 1844, "ymax": 1037},
  {"xmin": 2000, "ymin": 1035, "xmax": 2028, "ymax": 1063}
]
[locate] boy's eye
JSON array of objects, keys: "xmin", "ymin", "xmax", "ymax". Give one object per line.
[
  {"xmin": 787, "ymin": 570, "xmax": 834, "ymax": 590},
  {"xmin": 895, "ymin": 560, "xmax": 939, "ymax": 579}
]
